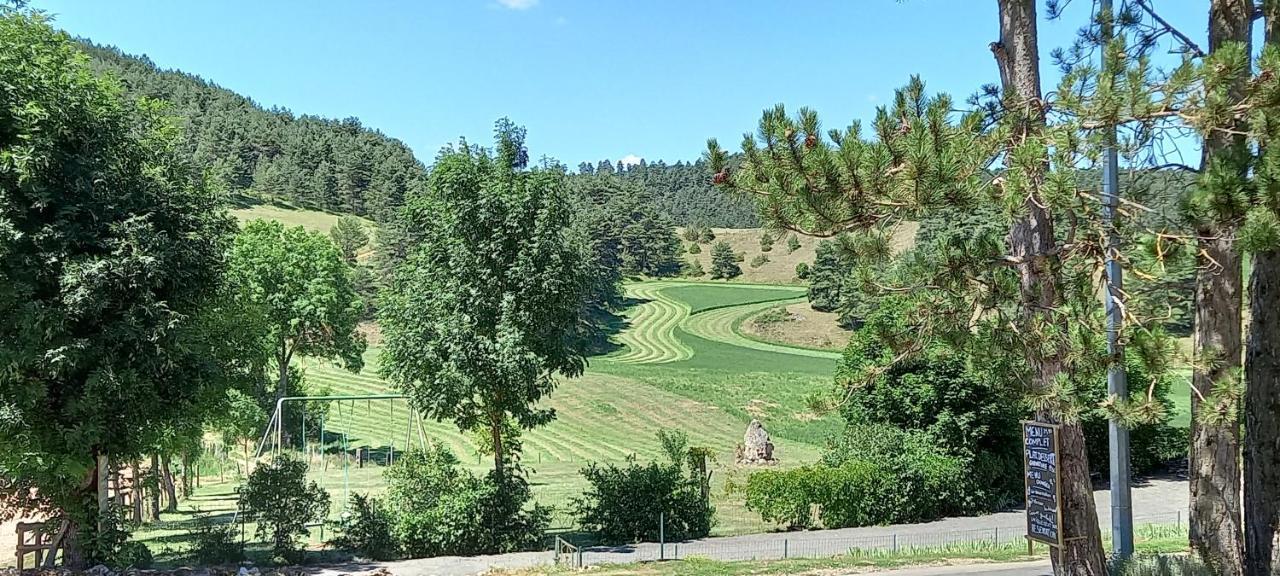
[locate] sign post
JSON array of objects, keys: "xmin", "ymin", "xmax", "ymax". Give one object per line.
[{"xmin": 1023, "ymin": 421, "xmax": 1064, "ymax": 552}]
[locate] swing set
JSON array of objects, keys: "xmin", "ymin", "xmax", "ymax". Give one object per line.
[{"xmin": 242, "ymin": 393, "xmax": 430, "ymax": 517}]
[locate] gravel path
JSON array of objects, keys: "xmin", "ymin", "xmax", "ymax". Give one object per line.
[{"xmin": 308, "ymin": 478, "xmax": 1186, "ymax": 576}]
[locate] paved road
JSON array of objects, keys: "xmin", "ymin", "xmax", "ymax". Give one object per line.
[{"xmin": 309, "ymin": 478, "xmax": 1185, "ymax": 576}]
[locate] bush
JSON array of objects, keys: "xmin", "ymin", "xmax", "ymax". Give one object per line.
[
  {"xmin": 190, "ymin": 514, "xmax": 244, "ymax": 565},
  {"xmin": 573, "ymin": 432, "xmax": 713, "ymax": 543},
  {"xmin": 699, "ymin": 228, "xmax": 715, "ymax": 243},
  {"xmin": 683, "ymin": 259, "xmax": 706, "ymax": 278},
  {"xmin": 1082, "ymin": 359, "xmax": 1188, "ymax": 478},
  {"xmin": 238, "ymin": 456, "xmax": 330, "ymax": 564},
  {"xmin": 113, "ymin": 541, "xmax": 154, "ymax": 570},
  {"xmin": 330, "ymin": 493, "xmax": 398, "ymax": 561},
  {"xmin": 795, "ymin": 262, "xmax": 810, "ymax": 280},
  {"xmin": 749, "ymin": 254, "xmax": 770, "ymax": 268},
  {"xmin": 822, "ymin": 424, "xmax": 973, "ymax": 520},
  {"xmin": 385, "ymin": 446, "xmax": 548, "ymax": 558},
  {"xmin": 734, "ymin": 251, "xmax": 746, "ymax": 262},
  {"xmin": 787, "ymin": 235, "xmax": 802, "ymax": 253},
  {"xmin": 688, "ymin": 242, "xmax": 701, "ymax": 254},
  {"xmin": 759, "ymin": 232, "xmax": 774, "ymax": 252},
  {"xmin": 752, "ymin": 307, "xmax": 789, "ymax": 326},
  {"xmin": 743, "ymin": 461, "xmax": 893, "ymax": 529}
]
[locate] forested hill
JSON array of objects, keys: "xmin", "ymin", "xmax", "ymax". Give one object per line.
[
  {"xmin": 78, "ymin": 40, "xmax": 758, "ymax": 228},
  {"xmin": 579, "ymin": 159, "xmax": 760, "ymax": 228},
  {"xmin": 78, "ymin": 41, "xmax": 425, "ymax": 222}
]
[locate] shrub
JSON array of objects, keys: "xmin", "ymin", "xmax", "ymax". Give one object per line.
[
  {"xmin": 743, "ymin": 461, "xmax": 894, "ymax": 529},
  {"xmin": 734, "ymin": 251, "xmax": 746, "ymax": 262},
  {"xmin": 238, "ymin": 456, "xmax": 330, "ymax": 564},
  {"xmin": 787, "ymin": 235, "xmax": 802, "ymax": 253},
  {"xmin": 683, "ymin": 259, "xmax": 706, "ymax": 278},
  {"xmin": 688, "ymin": 242, "xmax": 701, "ymax": 254},
  {"xmin": 698, "ymin": 228, "xmax": 715, "ymax": 243},
  {"xmin": 749, "ymin": 254, "xmax": 770, "ymax": 268},
  {"xmin": 385, "ymin": 446, "xmax": 548, "ymax": 558},
  {"xmin": 752, "ymin": 307, "xmax": 789, "ymax": 326},
  {"xmin": 794, "ymin": 262, "xmax": 810, "ymax": 280},
  {"xmin": 681, "ymin": 227, "xmax": 701, "ymax": 242},
  {"xmin": 330, "ymin": 493, "xmax": 398, "ymax": 561},
  {"xmin": 113, "ymin": 541, "xmax": 154, "ymax": 570},
  {"xmin": 573, "ymin": 432, "xmax": 713, "ymax": 543},
  {"xmin": 759, "ymin": 232, "xmax": 774, "ymax": 252},
  {"xmin": 822, "ymin": 424, "xmax": 972, "ymax": 520},
  {"xmin": 190, "ymin": 514, "xmax": 244, "ymax": 565}
]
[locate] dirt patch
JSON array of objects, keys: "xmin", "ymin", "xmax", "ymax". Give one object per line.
[{"xmin": 740, "ymin": 303, "xmax": 850, "ymax": 351}]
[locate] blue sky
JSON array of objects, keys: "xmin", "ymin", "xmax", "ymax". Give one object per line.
[{"xmin": 35, "ymin": 1, "xmax": 1207, "ymax": 168}]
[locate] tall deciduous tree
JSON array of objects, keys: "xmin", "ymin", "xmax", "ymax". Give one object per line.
[
  {"xmin": 0, "ymin": 12, "xmax": 235, "ymax": 566},
  {"xmin": 379, "ymin": 119, "xmax": 590, "ymax": 480},
  {"xmin": 227, "ymin": 219, "xmax": 366, "ymax": 405}
]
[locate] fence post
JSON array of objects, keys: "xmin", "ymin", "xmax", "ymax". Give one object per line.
[
  {"xmin": 1176, "ymin": 511, "xmax": 1181, "ymax": 529},
  {"xmin": 994, "ymin": 526, "xmax": 999, "ymax": 545},
  {"xmin": 892, "ymin": 533, "xmax": 898, "ymax": 553},
  {"xmin": 784, "ymin": 538, "xmax": 788, "ymax": 559},
  {"xmin": 659, "ymin": 511, "xmax": 665, "ymax": 561}
]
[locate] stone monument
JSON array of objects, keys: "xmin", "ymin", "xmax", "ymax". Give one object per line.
[{"xmin": 736, "ymin": 419, "xmax": 777, "ymax": 465}]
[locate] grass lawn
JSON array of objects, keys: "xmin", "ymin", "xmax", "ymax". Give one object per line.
[{"xmin": 231, "ymin": 202, "xmax": 375, "ymax": 234}]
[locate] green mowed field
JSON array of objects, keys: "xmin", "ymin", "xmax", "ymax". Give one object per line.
[{"xmin": 134, "ymin": 279, "xmax": 841, "ymax": 558}]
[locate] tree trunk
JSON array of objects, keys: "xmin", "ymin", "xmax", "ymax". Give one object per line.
[
  {"xmin": 490, "ymin": 416, "xmax": 505, "ymax": 482},
  {"xmin": 131, "ymin": 462, "xmax": 143, "ymax": 524},
  {"xmin": 161, "ymin": 453, "xmax": 178, "ymax": 512},
  {"xmin": 992, "ymin": 2, "xmax": 1107, "ymax": 574},
  {"xmin": 1245, "ymin": 250, "xmax": 1280, "ymax": 576},
  {"xmin": 277, "ymin": 339, "xmax": 293, "ymax": 404},
  {"xmin": 148, "ymin": 454, "xmax": 161, "ymax": 521},
  {"xmin": 1190, "ymin": 4, "xmax": 1251, "ymax": 575}
]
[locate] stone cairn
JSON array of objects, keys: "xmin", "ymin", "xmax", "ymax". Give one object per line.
[{"xmin": 735, "ymin": 419, "xmax": 777, "ymax": 465}]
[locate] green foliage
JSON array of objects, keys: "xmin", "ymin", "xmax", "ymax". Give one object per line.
[
  {"xmin": 0, "ymin": 13, "xmax": 237, "ymax": 545},
  {"xmin": 113, "ymin": 541, "xmax": 154, "ymax": 570},
  {"xmin": 79, "ymin": 43, "xmax": 425, "ymax": 222},
  {"xmin": 1114, "ymin": 555, "xmax": 1213, "ymax": 576},
  {"xmin": 237, "ymin": 456, "xmax": 330, "ymax": 564},
  {"xmin": 190, "ymin": 514, "xmax": 244, "ymax": 565},
  {"xmin": 753, "ymin": 307, "xmax": 790, "ymax": 326},
  {"xmin": 822, "ymin": 424, "xmax": 973, "ymax": 519},
  {"xmin": 683, "ymin": 259, "xmax": 706, "ymax": 278},
  {"xmin": 749, "ymin": 254, "xmax": 771, "ymax": 268},
  {"xmin": 573, "ymin": 431, "xmax": 713, "ymax": 543},
  {"xmin": 743, "ymin": 461, "xmax": 893, "ymax": 530},
  {"xmin": 330, "ymin": 216, "xmax": 370, "ymax": 263},
  {"xmin": 379, "ymin": 120, "xmax": 591, "ymax": 476},
  {"xmin": 699, "ymin": 228, "xmax": 716, "ymax": 243},
  {"xmin": 384, "ymin": 446, "xmax": 548, "ymax": 558},
  {"xmin": 794, "ymin": 261, "xmax": 811, "ymax": 280},
  {"xmin": 786, "ymin": 234, "xmax": 802, "ymax": 253},
  {"xmin": 228, "ymin": 219, "xmax": 366, "ymax": 404},
  {"xmin": 709, "ymin": 242, "xmax": 742, "ymax": 279},
  {"xmin": 578, "ymin": 161, "xmax": 758, "ymax": 228},
  {"xmin": 575, "ymin": 177, "xmax": 683, "ymax": 277},
  {"xmin": 807, "ymin": 239, "xmax": 849, "ymax": 313},
  {"xmin": 330, "ymin": 493, "xmax": 398, "ymax": 561},
  {"xmin": 688, "ymin": 242, "xmax": 702, "ymax": 254},
  {"xmin": 759, "ymin": 232, "xmax": 775, "ymax": 252}
]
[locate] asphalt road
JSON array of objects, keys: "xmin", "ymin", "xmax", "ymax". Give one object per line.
[{"xmin": 308, "ymin": 478, "xmax": 1186, "ymax": 576}]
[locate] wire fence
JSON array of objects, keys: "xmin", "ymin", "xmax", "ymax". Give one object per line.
[{"xmin": 561, "ymin": 511, "xmax": 1188, "ymax": 567}]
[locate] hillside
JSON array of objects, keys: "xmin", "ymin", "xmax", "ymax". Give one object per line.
[
  {"xmin": 78, "ymin": 41, "xmax": 425, "ymax": 222},
  {"xmin": 679, "ymin": 224, "xmax": 919, "ymax": 285}
]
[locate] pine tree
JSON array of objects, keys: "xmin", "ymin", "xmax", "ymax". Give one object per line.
[
  {"xmin": 709, "ymin": 241, "xmax": 741, "ymax": 279},
  {"xmin": 807, "ymin": 240, "xmax": 847, "ymax": 312}
]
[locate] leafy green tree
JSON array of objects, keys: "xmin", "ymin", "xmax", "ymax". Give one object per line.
[
  {"xmin": 330, "ymin": 216, "xmax": 370, "ymax": 264},
  {"xmin": 794, "ymin": 262, "xmax": 810, "ymax": 280},
  {"xmin": 709, "ymin": 241, "xmax": 741, "ymax": 279},
  {"xmin": 227, "ymin": 220, "xmax": 366, "ymax": 404},
  {"xmin": 379, "ymin": 120, "xmax": 590, "ymax": 479},
  {"xmin": 0, "ymin": 13, "xmax": 235, "ymax": 566},
  {"xmin": 238, "ymin": 456, "xmax": 330, "ymax": 563}
]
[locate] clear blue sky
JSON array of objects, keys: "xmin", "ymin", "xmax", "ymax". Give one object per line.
[{"xmin": 34, "ymin": 0, "xmax": 1207, "ymax": 167}]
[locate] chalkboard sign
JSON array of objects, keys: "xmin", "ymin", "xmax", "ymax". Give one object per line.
[{"xmin": 1023, "ymin": 421, "xmax": 1062, "ymax": 547}]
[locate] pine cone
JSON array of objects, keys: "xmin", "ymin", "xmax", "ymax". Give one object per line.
[
  {"xmin": 804, "ymin": 133, "xmax": 818, "ymax": 149},
  {"xmin": 712, "ymin": 170, "xmax": 728, "ymax": 185}
]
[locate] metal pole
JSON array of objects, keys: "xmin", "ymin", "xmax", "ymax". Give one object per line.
[
  {"xmin": 659, "ymin": 512, "xmax": 665, "ymax": 560},
  {"xmin": 1101, "ymin": 0, "xmax": 1134, "ymax": 560}
]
